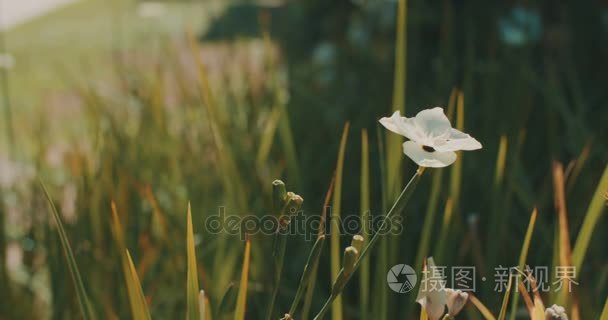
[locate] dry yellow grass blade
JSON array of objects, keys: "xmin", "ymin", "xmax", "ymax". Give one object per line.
[
  {"xmin": 110, "ymin": 202, "xmax": 151, "ymax": 320},
  {"xmin": 517, "ymin": 281, "xmax": 534, "ymax": 314},
  {"xmin": 126, "ymin": 250, "xmax": 152, "ymax": 320},
  {"xmin": 469, "ymin": 293, "xmax": 496, "ymax": 320},
  {"xmin": 187, "ymin": 203, "xmax": 201, "ymax": 320},
  {"xmin": 419, "ymin": 308, "xmax": 428, "ymax": 320},
  {"xmin": 599, "ymin": 297, "xmax": 608, "ymax": 320},
  {"xmin": 551, "ymin": 162, "xmax": 574, "ymax": 307},
  {"xmin": 199, "ymin": 290, "xmax": 213, "ymax": 320},
  {"xmin": 234, "ymin": 238, "xmax": 251, "ymax": 320}
]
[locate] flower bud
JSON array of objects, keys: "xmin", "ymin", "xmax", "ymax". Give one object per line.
[
  {"xmin": 545, "ymin": 304, "xmax": 568, "ymax": 320},
  {"xmin": 287, "ymin": 193, "xmax": 304, "ymax": 211},
  {"xmin": 446, "ymin": 288, "xmax": 468, "ymax": 316},
  {"xmin": 272, "ymin": 180, "xmax": 287, "ymax": 213},
  {"xmin": 351, "ymin": 234, "xmax": 364, "ymax": 253},
  {"xmin": 342, "ymin": 246, "xmax": 359, "ymax": 275},
  {"xmin": 278, "ymin": 193, "xmax": 304, "ymax": 228}
]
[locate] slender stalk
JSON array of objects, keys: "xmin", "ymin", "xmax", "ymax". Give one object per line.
[
  {"xmin": 288, "ymin": 235, "xmax": 326, "ymax": 315},
  {"xmin": 266, "ymin": 230, "xmax": 287, "ymax": 320},
  {"xmin": 313, "ymin": 168, "xmax": 425, "ymax": 320}
]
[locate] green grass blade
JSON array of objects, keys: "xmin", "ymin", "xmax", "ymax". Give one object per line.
[
  {"xmin": 234, "ymin": 238, "xmax": 251, "ymax": 320},
  {"xmin": 330, "ymin": 123, "xmax": 350, "ymax": 320},
  {"xmin": 187, "ymin": 203, "xmax": 201, "ymax": 320},
  {"xmin": 494, "ymin": 135, "xmax": 508, "ymax": 188},
  {"xmin": 277, "ymin": 102, "xmax": 302, "ymax": 187},
  {"xmin": 415, "ymin": 168, "xmax": 443, "ymax": 269},
  {"xmin": 40, "ymin": 180, "xmax": 96, "ymax": 320},
  {"xmin": 216, "ymin": 283, "xmax": 237, "ymax": 319},
  {"xmin": 187, "ymin": 32, "xmax": 246, "ymax": 211},
  {"xmin": 572, "ymin": 164, "xmax": 608, "ymax": 270},
  {"xmin": 302, "ymin": 177, "xmax": 336, "ymax": 320},
  {"xmin": 497, "ymin": 275, "xmax": 514, "ymax": 320},
  {"xmin": 449, "ymin": 91, "xmax": 464, "ymax": 211},
  {"xmin": 256, "ymin": 106, "xmax": 282, "ymax": 167},
  {"xmin": 509, "ymin": 208, "xmax": 538, "ymax": 320},
  {"xmin": 289, "ymin": 235, "xmax": 326, "ymax": 316},
  {"xmin": 359, "ymin": 129, "xmax": 370, "ymax": 318},
  {"xmin": 434, "ymin": 198, "xmax": 454, "ymax": 262},
  {"xmin": 386, "ymin": 0, "xmax": 407, "ymax": 208}
]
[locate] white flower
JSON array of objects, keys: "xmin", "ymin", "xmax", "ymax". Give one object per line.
[
  {"xmin": 416, "ymin": 257, "xmax": 447, "ymax": 320},
  {"xmin": 545, "ymin": 304, "xmax": 568, "ymax": 320},
  {"xmin": 379, "ymin": 107, "xmax": 482, "ymax": 167}
]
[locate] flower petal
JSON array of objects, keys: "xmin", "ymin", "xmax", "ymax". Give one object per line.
[
  {"xmin": 416, "ymin": 257, "xmax": 448, "ymax": 320},
  {"xmin": 379, "ymin": 111, "xmax": 424, "ymax": 141},
  {"xmin": 403, "ymin": 141, "xmax": 457, "ymax": 168},
  {"xmin": 414, "ymin": 107, "xmax": 451, "ymax": 137},
  {"xmin": 434, "ymin": 128, "xmax": 482, "ymax": 152},
  {"xmin": 446, "ymin": 288, "xmax": 469, "ymax": 316}
]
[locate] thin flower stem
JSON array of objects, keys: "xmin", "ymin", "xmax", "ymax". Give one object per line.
[
  {"xmin": 313, "ymin": 167, "xmax": 425, "ymax": 320},
  {"xmin": 288, "ymin": 235, "xmax": 326, "ymax": 315},
  {"xmin": 266, "ymin": 228, "xmax": 288, "ymax": 320}
]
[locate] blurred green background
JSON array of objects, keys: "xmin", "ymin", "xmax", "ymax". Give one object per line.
[{"xmin": 0, "ymin": 0, "xmax": 606, "ymax": 319}]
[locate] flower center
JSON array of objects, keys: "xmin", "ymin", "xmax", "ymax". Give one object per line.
[{"xmin": 422, "ymin": 145, "xmax": 436, "ymax": 153}]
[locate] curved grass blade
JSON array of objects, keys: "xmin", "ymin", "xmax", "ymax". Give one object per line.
[
  {"xmin": 187, "ymin": 203, "xmax": 201, "ymax": 320},
  {"xmin": 330, "ymin": 122, "xmax": 350, "ymax": 320},
  {"xmin": 509, "ymin": 208, "xmax": 538, "ymax": 320},
  {"xmin": 215, "ymin": 283, "xmax": 237, "ymax": 319},
  {"xmin": 497, "ymin": 275, "xmax": 513, "ymax": 320},
  {"xmin": 234, "ymin": 238, "xmax": 251, "ymax": 320},
  {"xmin": 572, "ymin": 164, "xmax": 608, "ymax": 270},
  {"xmin": 125, "ymin": 250, "xmax": 152, "ymax": 320},
  {"xmin": 301, "ymin": 176, "xmax": 335, "ymax": 320},
  {"xmin": 288, "ymin": 235, "xmax": 326, "ymax": 316},
  {"xmin": 40, "ymin": 179, "xmax": 96, "ymax": 320},
  {"xmin": 599, "ymin": 297, "xmax": 608, "ymax": 320},
  {"xmin": 469, "ymin": 294, "xmax": 496, "ymax": 320},
  {"xmin": 110, "ymin": 202, "xmax": 151, "ymax": 320},
  {"xmin": 552, "ymin": 162, "xmax": 574, "ymax": 306}
]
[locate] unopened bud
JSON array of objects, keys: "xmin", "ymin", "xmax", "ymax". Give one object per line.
[
  {"xmin": 351, "ymin": 235, "xmax": 364, "ymax": 253},
  {"xmin": 279, "ymin": 193, "xmax": 304, "ymax": 227},
  {"xmin": 545, "ymin": 304, "xmax": 568, "ymax": 320},
  {"xmin": 446, "ymin": 288, "xmax": 468, "ymax": 316},
  {"xmin": 272, "ymin": 180, "xmax": 287, "ymax": 214},
  {"xmin": 342, "ymin": 246, "xmax": 359, "ymax": 275}
]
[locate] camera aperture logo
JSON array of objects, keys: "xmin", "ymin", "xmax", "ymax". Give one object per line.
[{"xmin": 387, "ymin": 264, "xmax": 417, "ymax": 293}]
